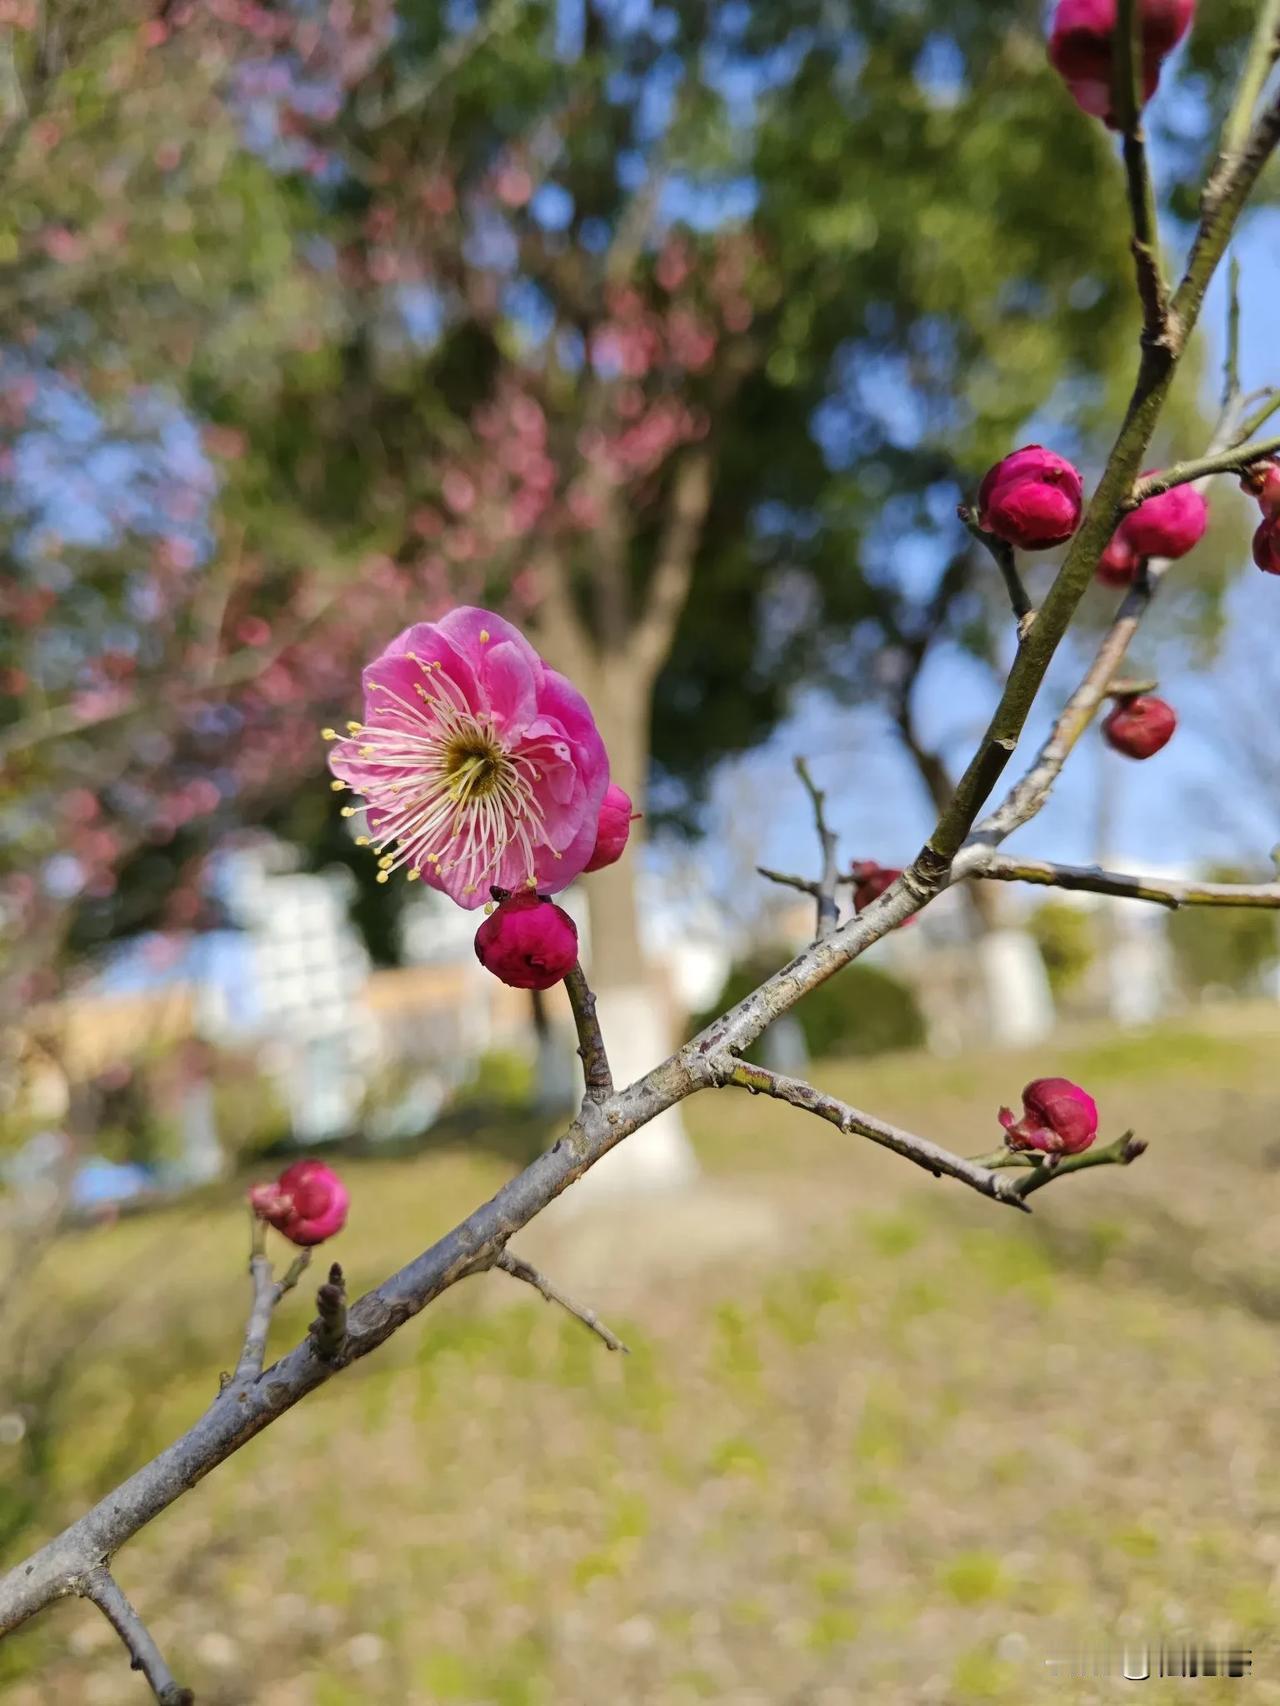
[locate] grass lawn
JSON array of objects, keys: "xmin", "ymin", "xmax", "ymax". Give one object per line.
[{"xmin": 3, "ymin": 1008, "xmax": 1279, "ymax": 1704}]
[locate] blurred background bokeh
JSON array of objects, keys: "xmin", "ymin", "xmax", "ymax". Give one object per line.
[{"xmin": 3, "ymin": 2, "xmax": 1280, "ymax": 1700}]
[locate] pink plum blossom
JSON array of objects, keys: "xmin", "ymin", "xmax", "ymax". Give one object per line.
[{"xmin": 328, "ymin": 607, "xmax": 609, "ymax": 906}]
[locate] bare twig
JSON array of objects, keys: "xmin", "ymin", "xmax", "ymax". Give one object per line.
[
  {"xmin": 757, "ymin": 864, "xmax": 827, "ymax": 900},
  {"xmin": 710, "ymin": 1057, "xmax": 1032, "ymax": 1212},
  {"xmin": 794, "ymin": 757, "xmax": 841, "ymax": 938},
  {"xmin": 968, "ymin": 567, "xmax": 1161, "ymax": 847},
  {"xmin": 493, "ymin": 1250, "xmax": 628, "ymax": 1353},
  {"xmin": 1223, "ymin": 254, "xmax": 1242, "ymax": 410},
  {"xmin": 78, "ymin": 1568, "xmax": 192, "ymax": 1706},
  {"xmin": 234, "ymin": 1225, "xmax": 311, "ymax": 1384},
  {"xmin": 1214, "ymin": 0, "xmax": 1280, "ymax": 175},
  {"xmin": 563, "ymin": 963, "xmax": 612, "ymax": 1101},
  {"xmin": 1231, "ymin": 390, "xmax": 1280, "ymax": 445},
  {"xmin": 1114, "ymin": 0, "xmax": 1168, "ymax": 341},
  {"xmin": 971, "ymin": 854, "xmax": 1280, "ymax": 911},
  {"xmin": 1128, "ymin": 433, "xmax": 1280, "ymax": 503},
  {"xmin": 958, "ymin": 505, "xmax": 1034, "ymax": 629},
  {"xmin": 1011, "ymin": 1133, "xmax": 1148, "ymax": 1201}
]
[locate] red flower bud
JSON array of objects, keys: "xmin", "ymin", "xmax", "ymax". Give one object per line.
[
  {"xmin": 849, "ymin": 860, "xmax": 916, "ymax": 927},
  {"xmin": 1253, "ymin": 516, "xmax": 1280, "ymax": 576},
  {"xmin": 1117, "ymin": 476, "xmax": 1207, "ymax": 560},
  {"xmin": 1097, "ymin": 534, "xmax": 1140, "ymax": 585},
  {"xmin": 976, "ymin": 446, "xmax": 1084, "ymax": 550},
  {"xmin": 474, "ymin": 890, "xmax": 578, "ymax": 989},
  {"xmin": 999, "ymin": 1077, "xmax": 1099, "ymax": 1156},
  {"xmin": 1102, "ymin": 693, "xmax": 1177, "ymax": 759},
  {"xmin": 249, "ymin": 1159, "xmax": 349, "ymax": 1247},
  {"xmin": 1049, "ymin": 0, "xmax": 1194, "ymax": 128},
  {"xmin": 1241, "ymin": 460, "xmax": 1280, "ymax": 520},
  {"xmin": 583, "ymin": 783, "xmax": 636, "ymax": 872}
]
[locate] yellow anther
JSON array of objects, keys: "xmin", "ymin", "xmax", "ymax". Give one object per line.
[
  {"xmin": 321, "ymin": 727, "xmax": 337, "ymax": 741},
  {"xmin": 340, "ymin": 807, "xmax": 356, "ymax": 819},
  {"xmin": 346, "ymin": 720, "xmax": 363, "ymax": 733},
  {"xmin": 376, "ymin": 870, "xmax": 390, "ymax": 884},
  {"xmin": 359, "ymin": 745, "xmax": 373, "ymax": 758},
  {"xmin": 330, "ymin": 780, "xmax": 346, "ymax": 792},
  {"xmin": 407, "ymin": 869, "xmax": 420, "ymax": 882},
  {"xmin": 355, "ymin": 836, "xmax": 369, "ymax": 846},
  {"xmin": 479, "ymin": 628, "xmax": 490, "ymax": 643}
]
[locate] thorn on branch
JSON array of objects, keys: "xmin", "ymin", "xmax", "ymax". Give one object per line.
[{"xmin": 309, "ymin": 1263, "xmax": 348, "ymax": 1363}]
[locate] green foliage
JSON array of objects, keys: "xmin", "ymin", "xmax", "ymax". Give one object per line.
[
  {"xmin": 455, "ymin": 1047, "xmax": 535, "ymax": 1113},
  {"xmin": 690, "ymin": 946, "xmax": 925, "ymax": 1062},
  {"xmin": 1027, "ymin": 900, "xmax": 1096, "ymax": 997},
  {"xmin": 1167, "ymin": 866, "xmax": 1280, "ymax": 995}
]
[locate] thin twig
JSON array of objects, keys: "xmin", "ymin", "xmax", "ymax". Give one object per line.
[
  {"xmin": 1115, "ymin": 0, "xmax": 1168, "ymax": 341},
  {"xmin": 1011, "ymin": 1134, "xmax": 1148, "ymax": 1201},
  {"xmin": 968, "ymin": 567, "xmax": 1160, "ymax": 846},
  {"xmin": 959, "ymin": 505, "xmax": 1034, "ymax": 628},
  {"xmin": 795, "ymin": 757, "xmax": 841, "ymax": 937},
  {"xmin": 1128, "ymin": 433, "xmax": 1280, "ymax": 502},
  {"xmin": 710, "ymin": 1057, "xmax": 1032, "ymax": 1212},
  {"xmin": 563, "ymin": 963, "xmax": 612, "ymax": 1101},
  {"xmin": 234, "ymin": 1225, "xmax": 312, "ymax": 1383},
  {"xmin": 1231, "ymin": 390, "xmax": 1280, "ymax": 446},
  {"xmin": 1223, "ymin": 254, "xmax": 1242, "ymax": 410},
  {"xmin": 972, "ymin": 854, "xmax": 1280, "ymax": 911},
  {"xmin": 493, "ymin": 1250, "xmax": 628, "ymax": 1353},
  {"xmin": 78, "ymin": 1569, "xmax": 192, "ymax": 1706},
  {"xmin": 1214, "ymin": 0, "xmax": 1280, "ymax": 173}
]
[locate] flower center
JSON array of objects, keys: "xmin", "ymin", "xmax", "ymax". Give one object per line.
[{"xmin": 444, "ymin": 732, "xmax": 508, "ymax": 802}]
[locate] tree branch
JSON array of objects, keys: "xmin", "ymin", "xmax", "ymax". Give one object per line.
[
  {"xmin": 563, "ymin": 963, "xmax": 612, "ymax": 1101},
  {"xmin": 493, "ymin": 1250, "xmax": 628, "ymax": 1353},
  {"xmin": 794, "ymin": 757, "xmax": 841, "ymax": 938},
  {"xmin": 78, "ymin": 1568, "xmax": 192, "ymax": 1706},
  {"xmin": 1214, "ymin": 0, "xmax": 1280, "ymax": 175},
  {"xmin": 1114, "ymin": 0, "xmax": 1168, "ymax": 341},
  {"xmin": 958, "ymin": 506, "xmax": 1034, "ymax": 630},
  {"xmin": 232, "ymin": 1228, "xmax": 311, "ymax": 1386},
  {"xmin": 967, "ymin": 568, "xmax": 1161, "ymax": 847},
  {"xmin": 709, "ymin": 1057, "xmax": 1031, "ymax": 1211},
  {"xmin": 1127, "ymin": 433, "xmax": 1280, "ymax": 503},
  {"xmin": 631, "ymin": 448, "xmax": 713, "ymax": 678},
  {"xmin": 971, "ymin": 854, "xmax": 1280, "ymax": 911},
  {"xmin": 925, "ymin": 84, "xmax": 1280, "ymax": 870},
  {"xmin": 528, "ymin": 545, "xmax": 595, "ymax": 684}
]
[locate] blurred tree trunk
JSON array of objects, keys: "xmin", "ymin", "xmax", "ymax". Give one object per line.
[{"xmin": 529, "ymin": 454, "xmax": 713, "ymax": 1193}]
